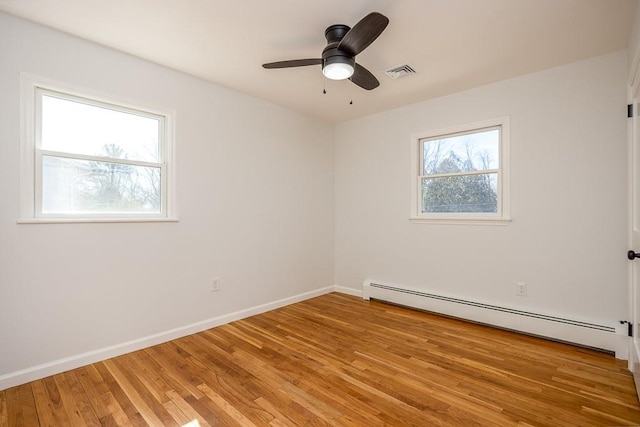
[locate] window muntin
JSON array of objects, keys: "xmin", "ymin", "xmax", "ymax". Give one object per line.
[
  {"xmin": 22, "ymin": 81, "xmax": 173, "ymax": 221},
  {"xmin": 411, "ymin": 118, "xmax": 510, "ymax": 224}
]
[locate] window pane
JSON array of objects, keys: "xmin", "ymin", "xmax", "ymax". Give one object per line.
[
  {"xmin": 41, "ymin": 94, "xmax": 160, "ymax": 162},
  {"xmin": 42, "ymin": 156, "xmax": 161, "ymax": 214},
  {"xmin": 422, "ymin": 129, "xmax": 499, "ymax": 175},
  {"xmin": 422, "ymin": 173, "xmax": 497, "ymax": 213}
]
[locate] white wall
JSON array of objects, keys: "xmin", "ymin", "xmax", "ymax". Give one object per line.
[
  {"xmin": 334, "ymin": 51, "xmax": 629, "ymax": 327},
  {"xmin": 0, "ymin": 12, "xmax": 334, "ymax": 386}
]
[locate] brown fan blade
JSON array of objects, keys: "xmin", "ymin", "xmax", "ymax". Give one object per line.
[
  {"xmin": 262, "ymin": 59, "xmax": 323, "ymax": 69},
  {"xmin": 338, "ymin": 12, "xmax": 389, "ymax": 57},
  {"xmin": 349, "ymin": 63, "xmax": 379, "ymax": 90}
]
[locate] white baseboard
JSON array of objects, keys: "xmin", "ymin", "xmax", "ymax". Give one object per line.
[
  {"xmin": 0, "ymin": 286, "xmax": 336, "ymax": 391},
  {"xmin": 333, "ymin": 285, "xmax": 362, "ymax": 298}
]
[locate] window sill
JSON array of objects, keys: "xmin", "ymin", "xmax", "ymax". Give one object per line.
[
  {"xmin": 409, "ymin": 216, "xmax": 511, "ymax": 226},
  {"xmin": 17, "ymin": 217, "xmax": 179, "ymax": 224}
]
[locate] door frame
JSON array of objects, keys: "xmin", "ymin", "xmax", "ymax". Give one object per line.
[{"xmin": 628, "ymin": 66, "xmax": 640, "ymax": 399}]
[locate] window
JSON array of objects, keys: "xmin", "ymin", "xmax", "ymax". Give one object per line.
[
  {"xmin": 410, "ymin": 117, "xmax": 510, "ymax": 224},
  {"xmin": 20, "ymin": 75, "xmax": 175, "ymax": 222}
]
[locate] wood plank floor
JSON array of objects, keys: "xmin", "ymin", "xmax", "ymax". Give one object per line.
[{"xmin": 2, "ymin": 292, "xmax": 640, "ymax": 426}]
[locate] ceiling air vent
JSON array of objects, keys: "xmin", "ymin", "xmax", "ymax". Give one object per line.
[{"xmin": 384, "ymin": 64, "xmax": 417, "ymax": 79}]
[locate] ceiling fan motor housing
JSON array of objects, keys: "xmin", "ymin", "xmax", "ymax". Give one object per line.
[
  {"xmin": 324, "ymin": 24, "xmax": 350, "ymax": 44},
  {"xmin": 322, "ymin": 24, "xmax": 355, "ymax": 75},
  {"xmin": 322, "ymin": 46, "xmax": 355, "ymax": 70}
]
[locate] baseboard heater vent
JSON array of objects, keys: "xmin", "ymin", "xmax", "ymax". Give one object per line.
[{"xmin": 362, "ymin": 280, "xmax": 624, "ymax": 354}]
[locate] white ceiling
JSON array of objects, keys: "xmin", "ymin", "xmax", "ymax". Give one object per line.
[{"xmin": 0, "ymin": 0, "xmax": 636, "ymax": 123}]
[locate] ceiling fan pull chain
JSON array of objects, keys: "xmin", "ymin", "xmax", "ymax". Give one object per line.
[{"xmin": 349, "ymin": 80, "xmax": 354, "ymax": 104}]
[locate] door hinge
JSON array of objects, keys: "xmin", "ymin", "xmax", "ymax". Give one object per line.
[
  {"xmin": 620, "ymin": 320, "xmax": 633, "ymax": 337},
  {"xmin": 629, "ymin": 104, "xmax": 634, "ymax": 118}
]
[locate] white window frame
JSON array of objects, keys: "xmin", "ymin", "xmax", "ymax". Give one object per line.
[
  {"xmin": 410, "ymin": 117, "xmax": 511, "ymax": 225},
  {"xmin": 19, "ymin": 74, "xmax": 177, "ymax": 223}
]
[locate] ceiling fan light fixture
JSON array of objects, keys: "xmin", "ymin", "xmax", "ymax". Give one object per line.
[{"xmin": 323, "ymin": 56, "xmax": 355, "ymax": 80}]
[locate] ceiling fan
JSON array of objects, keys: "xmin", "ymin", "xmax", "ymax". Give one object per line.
[{"xmin": 262, "ymin": 12, "xmax": 389, "ymax": 90}]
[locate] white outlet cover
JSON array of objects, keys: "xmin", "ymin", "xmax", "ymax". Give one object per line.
[{"xmin": 516, "ymin": 282, "xmax": 527, "ymax": 296}]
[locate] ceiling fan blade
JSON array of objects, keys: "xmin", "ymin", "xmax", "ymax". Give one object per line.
[
  {"xmin": 338, "ymin": 12, "xmax": 389, "ymax": 57},
  {"xmin": 262, "ymin": 58, "xmax": 323, "ymax": 69},
  {"xmin": 349, "ymin": 63, "xmax": 379, "ymax": 90}
]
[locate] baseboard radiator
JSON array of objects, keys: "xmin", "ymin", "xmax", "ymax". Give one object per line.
[{"xmin": 362, "ymin": 280, "xmax": 626, "ymax": 354}]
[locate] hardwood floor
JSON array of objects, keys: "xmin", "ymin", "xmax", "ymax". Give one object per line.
[{"xmin": 2, "ymin": 292, "xmax": 640, "ymax": 426}]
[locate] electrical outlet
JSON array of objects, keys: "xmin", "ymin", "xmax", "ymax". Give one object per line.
[
  {"xmin": 211, "ymin": 277, "xmax": 220, "ymax": 292},
  {"xmin": 516, "ymin": 282, "xmax": 527, "ymax": 297}
]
